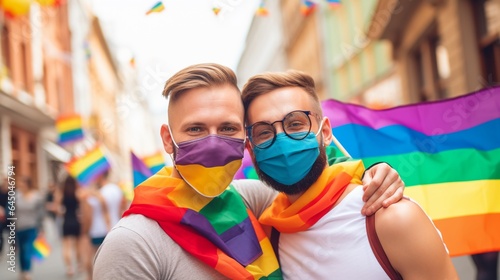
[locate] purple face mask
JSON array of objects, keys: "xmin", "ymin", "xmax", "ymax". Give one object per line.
[{"xmin": 171, "ymin": 134, "xmax": 245, "ymax": 197}]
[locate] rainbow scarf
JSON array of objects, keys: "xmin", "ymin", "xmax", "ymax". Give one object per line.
[
  {"xmin": 124, "ymin": 167, "xmax": 282, "ymax": 279},
  {"xmin": 259, "ymin": 161, "xmax": 364, "ymax": 233}
]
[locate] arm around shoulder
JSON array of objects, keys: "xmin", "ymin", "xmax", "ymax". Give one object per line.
[
  {"xmin": 93, "ymin": 221, "xmax": 161, "ymax": 280},
  {"xmin": 375, "ymin": 199, "xmax": 458, "ymax": 280}
]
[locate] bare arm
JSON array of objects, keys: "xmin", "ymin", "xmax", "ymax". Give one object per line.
[{"xmin": 375, "ymin": 199, "xmax": 458, "ymax": 280}]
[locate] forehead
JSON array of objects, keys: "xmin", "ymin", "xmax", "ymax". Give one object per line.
[
  {"xmin": 247, "ymin": 87, "xmax": 313, "ymax": 123},
  {"xmin": 168, "ymin": 85, "xmax": 244, "ymax": 128}
]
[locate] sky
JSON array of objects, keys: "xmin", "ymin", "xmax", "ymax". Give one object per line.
[{"xmin": 91, "ymin": 0, "xmax": 261, "ymax": 116}]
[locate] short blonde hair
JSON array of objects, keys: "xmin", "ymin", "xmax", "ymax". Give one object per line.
[
  {"xmin": 241, "ymin": 70, "xmax": 322, "ymax": 120},
  {"xmin": 162, "ymin": 63, "xmax": 238, "ymax": 102}
]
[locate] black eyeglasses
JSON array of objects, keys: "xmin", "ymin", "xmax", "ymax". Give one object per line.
[{"xmin": 246, "ymin": 110, "xmax": 319, "ymax": 149}]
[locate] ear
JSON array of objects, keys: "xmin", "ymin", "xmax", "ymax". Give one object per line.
[
  {"xmin": 160, "ymin": 124, "xmax": 175, "ymax": 154},
  {"xmin": 321, "ymin": 117, "xmax": 333, "ymax": 147}
]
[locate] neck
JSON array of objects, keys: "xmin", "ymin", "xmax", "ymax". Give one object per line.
[{"xmin": 286, "ymin": 192, "xmax": 304, "ymax": 204}]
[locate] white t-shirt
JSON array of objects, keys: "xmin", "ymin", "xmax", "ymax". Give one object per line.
[
  {"xmin": 279, "ymin": 186, "xmax": 390, "ymax": 279},
  {"xmin": 88, "ymin": 183, "xmax": 124, "ymax": 238}
]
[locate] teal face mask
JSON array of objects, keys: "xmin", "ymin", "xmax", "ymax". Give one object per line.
[{"xmin": 254, "ymin": 130, "xmax": 321, "ymax": 186}]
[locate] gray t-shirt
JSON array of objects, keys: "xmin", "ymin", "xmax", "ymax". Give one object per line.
[{"xmin": 93, "ymin": 179, "xmax": 278, "ymax": 280}]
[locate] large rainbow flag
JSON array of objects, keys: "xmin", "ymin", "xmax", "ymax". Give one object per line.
[
  {"xmin": 56, "ymin": 114, "xmax": 84, "ymax": 145},
  {"xmin": 142, "ymin": 151, "xmax": 166, "ymax": 174},
  {"xmin": 323, "ymin": 86, "xmax": 500, "ymax": 257},
  {"xmin": 66, "ymin": 146, "xmax": 111, "ymax": 186},
  {"xmin": 131, "ymin": 151, "xmax": 153, "ymax": 188}
]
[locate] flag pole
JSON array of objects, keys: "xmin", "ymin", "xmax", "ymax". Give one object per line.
[{"xmin": 331, "ymin": 133, "xmax": 351, "ymax": 158}]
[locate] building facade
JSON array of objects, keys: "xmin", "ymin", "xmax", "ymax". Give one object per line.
[
  {"xmin": 0, "ymin": 2, "xmax": 74, "ymax": 189},
  {"xmin": 281, "ymin": 0, "xmax": 327, "ymax": 99},
  {"xmin": 236, "ymin": 0, "xmax": 287, "ymax": 89},
  {"xmin": 368, "ymin": 0, "xmax": 500, "ymax": 102},
  {"xmin": 322, "ymin": 0, "xmax": 402, "ymax": 107}
]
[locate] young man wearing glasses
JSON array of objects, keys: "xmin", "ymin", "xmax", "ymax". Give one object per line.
[
  {"xmin": 93, "ymin": 64, "xmax": 406, "ymax": 279},
  {"xmin": 242, "ymin": 70, "xmax": 458, "ymax": 279}
]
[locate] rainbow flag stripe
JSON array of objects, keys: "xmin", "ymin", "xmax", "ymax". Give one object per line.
[
  {"xmin": 146, "ymin": 1, "xmax": 165, "ymax": 15},
  {"xmin": 323, "ymin": 86, "xmax": 500, "ymax": 257},
  {"xmin": 300, "ymin": 0, "xmax": 317, "ymax": 16},
  {"xmin": 124, "ymin": 167, "xmax": 282, "ymax": 279},
  {"xmin": 32, "ymin": 235, "xmax": 51, "ymax": 261},
  {"xmin": 66, "ymin": 146, "xmax": 111, "ymax": 186},
  {"xmin": 326, "ymin": 0, "xmax": 341, "ymax": 7},
  {"xmin": 131, "ymin": 151, "xmax": 153, "ymax": 188},
  {"xmin": 142, "ymin": 152, "xmax": 166, "ymax": 174},
  {"xmin": 56, "ymin": 114, "xmax": 84, "ymax": 145}
]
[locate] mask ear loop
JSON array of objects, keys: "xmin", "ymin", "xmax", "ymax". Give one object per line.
[
  {"xmin": 167, "ymin": 124, "xmax": 179, "ymax": 165},
  {"xmin": 315, "ymin": 117, "xmax": 326, "ymax": 137}
]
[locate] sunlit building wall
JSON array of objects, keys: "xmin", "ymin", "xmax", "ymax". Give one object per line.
[
  {"xmin": 236, "ymin": 0, "xmax": 287, "ymax": 89},
  {"xmin": 281, "ymin": 0, "xmax": 327, "ymax": 100},
  {"xmin": 0, "ymin": 3, "xmax": 74, "ymax": 189},
  {"xmin": 368, "ymin": 0, "xmax": 500, "ymax": 102},
  {"xmin": 322, "ymin": 0, "xmax": 402, "ymax": 108}
]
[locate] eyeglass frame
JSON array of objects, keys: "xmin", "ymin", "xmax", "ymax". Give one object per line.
[{"xmin": 245, "ymin": 110, "xmax": 322, "ymax": 149}]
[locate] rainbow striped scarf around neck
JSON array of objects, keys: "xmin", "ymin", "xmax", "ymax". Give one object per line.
[
  {"xmin": 124, "ymin": 167, "xmax": 282, "ymax": 279},
  {"xmin": 259, "ymin": 161, "xmax": 364, "ymax": 233}
]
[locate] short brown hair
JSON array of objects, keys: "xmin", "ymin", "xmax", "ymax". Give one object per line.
[
  {"xmin": 241, "ymin": 70, "xmax": 322, "ymax": 120},
  {"xmin": 162, "ymin": 63, "xmax": 238, "ymax": 102}
]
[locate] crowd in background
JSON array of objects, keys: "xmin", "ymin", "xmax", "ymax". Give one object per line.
[{"xmin": 0, "ymin": 170, "xmax": 126, "ymax": 280}]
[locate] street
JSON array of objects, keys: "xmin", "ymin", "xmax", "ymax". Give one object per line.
[{"xmin": 0, "ymin": 218, "xmax": 86, "ymax": 280}]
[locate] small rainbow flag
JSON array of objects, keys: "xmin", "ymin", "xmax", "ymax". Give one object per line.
[
  {"xmin": 256, "ymin": 0, "xmax": 268, "ymax": 16},
  {"xmin": 32, "ymin": 235, "xmax": 51, "ymax": 261},
  {"xmin": 56, "ymin": 114, "xmax": 84, "ymax": 145},
  {"xmin": 212, "ymin": 7, "xmax": 221, "ymax": 16},
  {"xmin": 131, "ymin": 151, "xmax": 153, "ymax": 188},
  {"xmin": 142, "ymin": 152, "xmax": 166, "ymax": 174},
  {"xmin": 326, "ymin": 0, "xmax": 341, "ymax": 8},
  {"xmin": 324, "ymin": 86, "xmax": 500, "ymax": 257},
  {"xmin": 146, "ymin": 1, "xmax": 165, "ymax": 15},
  {"xmin": 66, "ymin": 146, "xmax": 111, "ymax": 186},
  {"xmin": 300, "ymin": 0, "xmax": 317, "ymax": 16}
]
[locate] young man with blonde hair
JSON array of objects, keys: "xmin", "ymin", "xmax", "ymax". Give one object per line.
[
  {"xmin": 242, "ymin": 70, "xmax": 458, "ymax": 279},
  {"xmin": 93, "ymin": 63, "xmax": 405, "ymax": 279}
]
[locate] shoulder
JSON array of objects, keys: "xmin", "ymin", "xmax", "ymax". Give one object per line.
[
  {"xmin": 93, "ymin": 215, "xmax": 171, "ymax": 279},
  {"xmin": 232, "ymin": 179, "xmax": 278, "ymax": 218},
  {"xmin": 374, "ymin": 198, "xmax": 434, "ymax": 241},
  {"xmin": 374, "ymin": 199, "xmax": 457, "ymax": 279}
]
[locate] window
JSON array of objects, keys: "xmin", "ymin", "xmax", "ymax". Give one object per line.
[
  {"xmin": 473, "ymin": 0, "xmax": 500, "ymax": 86},
  {"xmin": 409, "ymin": 23, "xmax": 446, "ymax": 102},
  {"xmin": 1, "ymin": 25, "xmax": 11, "ymax": 72}
]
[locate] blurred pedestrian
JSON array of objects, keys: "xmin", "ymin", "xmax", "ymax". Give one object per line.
[
  {"xmin": 58, "ymin": 176, "xmax": 84, "ymax": 277},
  {"xmin": 45, "ymin": 182, "xmax": 59, "ymax": 221},
  {"xmin": 472, "ymin": 251, "xmax": 499, "ymax": 280},
  {"xmin": 84, "ymin": 170, "xmax": 124, "ymax": 280},
  {"xmin": 16, "ymin": 176, "xmax": 45, "ymax": 280}
]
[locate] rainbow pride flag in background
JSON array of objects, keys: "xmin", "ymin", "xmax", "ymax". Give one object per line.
[
  {"xmin": 145, "ymin": 1, "xmax": 164, "ymax": 15},
  {"xmin": 131, "ymin": 151, "xmax": 153, "ymax": 188},
  {"xmin": 32, "ymin": 235, "xmax": 50, "ymax": 261},
  {"xmin": 324, "ymin": 86, "xmax": 500, "ymax": 257},
  {"xmin": 142, "ymin": 151, "xmax": 166, "ymax": 174},
  {"xmin": 66, "ymin": 146, "xmax": 111, "ymax": 186},
  {"xmin": 56, "ymin": 114, "xmax": 84, "ymax": 145}
]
